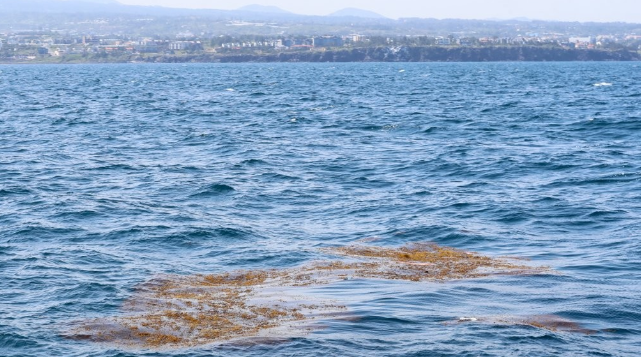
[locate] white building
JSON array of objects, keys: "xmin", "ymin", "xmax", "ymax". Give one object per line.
[
  {"xmin": 435, "ymin": 37, "xmax": 451, "ymax": 45},
  {"xmin": 569, "ymin": 37, "xmax": 593, "ymax": 44},
  {"xmin": 169, "ymin": 41, "xmax": 189, "ymax": 50}
]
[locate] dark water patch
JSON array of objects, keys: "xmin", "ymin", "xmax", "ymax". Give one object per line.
[
  {"xmin": 53, "ymin": 210, "xmax": 102, "ymax": 220},
  {"xmin": 446, "ymin": 202, "xmax": 476, "ymax": 210},
  {"xmin": 389, "ymin": 226, "xmax": 459, "ymax": 242},
  {"xmin": 10, "ymin": 225, "xmax": 86, "ymax": 240},
  {"xmin": 150, "ymin": 227, "xmax": 257, "ymax": 247},
  {"xmin": 584, "ymin": 210, "xmax": 629, "ymax": 220},
  {"xmin": 259, "ymin": 173, "xmax": 301, "ymax": 181},
  {"xmin": 0, "ymin": 330, "xmax": 42, "ymax": 350},
  {"xmin": 213, "ymin": 227, "xmax": 255, "ymax": 239},
  {"xmin": 493, "ymin": 211, "xmax": 534, "ymax": 224},
  {"xmin": 83, "ymin": 164, "xmax": 139, "ymax": 172},
  {"xmin": 544, "ymin": 174, "xmax": 640, "ymax": 188},
  {"xmin": 239, "ymin": 159, "xmax": 269, "ymax": 166},
  {"xmin": 422, "ymin": 126, "xmax": 441, "ymax": 134},
  {"xmin": 0, "ymin": 187, "xmax": 32, "ymax": 196},
  {"xmin": 455, "ymin": 181, "xmax": 490, "ymax": 188},
  {"xmin": 0, "ymin": 246, "xmax": 14, "ymax": 257},
  {"xmin": 350, "ymin": 315, "xmax": 419, "ymax": 331},
  {"xmin": 98, "ymin": 226, "xmax": 154, "ymax": 241},
  {"xmin": 348, "ymin": 176, "xmax": 396, "ymax": 189},
  {"xmin": 56, "ymin": 282, "xmax": 120, "ymax": 301},
  {"xmin": 526, "ymin": 161, "xmax": 579, "ymax": 172}
]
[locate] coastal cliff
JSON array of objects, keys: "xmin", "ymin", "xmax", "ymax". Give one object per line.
[
  {"xmin": 3, "ymin": 46, "xmax": 639, "ymax": 64},
  {"xmin": 149, "ymin": 46, "xmax": 640, "ymax": 63}
]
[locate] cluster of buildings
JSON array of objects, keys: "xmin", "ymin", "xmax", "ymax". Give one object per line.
[
  {"xmin": 0, "ymin": 32, "xmax": 207, "ymax": 58},
  {"xmin": 1, "ymin": 30, "xmax": 639, "ymax": 60},
  {"xmin": 219, "ymin": 35, "xmax": 364, "ymax": 50}
]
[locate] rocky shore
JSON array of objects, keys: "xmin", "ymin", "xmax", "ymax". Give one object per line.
[
  {"xmin": 2, "ymin": 46, "xmax": 639, "ymax": 64},
  {"xmin": 153, "ymin": 46, "xmax": 641, "ymax": 63}
]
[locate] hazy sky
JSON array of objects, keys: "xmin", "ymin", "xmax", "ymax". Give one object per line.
[{"xmin": 115, "ymin": 0, "xmax": 641, "ymax": 23}]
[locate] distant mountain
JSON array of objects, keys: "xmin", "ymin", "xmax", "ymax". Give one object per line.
[
  {"xmin": 329, "ymin": 8, "xmax": 387, "ymax": 19},
  {"xmin": 1, "ymin": 0, "xmax": 126, "ymax": 12},
  {"xmin": 238, "ymin": 4, "xmax": 292, "ymax": 15},
  {"xmin": 3, "ymin": 1, "xmax": 388, "ymax": 21},
  {"xmin": 511, "ymin": 17, "xmax": 536, "ymax": 22},
  {"xmin": 73, "ymin": 0, "xmax": 121, "ymax": 4},
  {"xmin": 1, "ymin": 0, "xmax": 296, "ymax": 19},
  {"xmin": 486, "ymin": 17, "xmax": 537, "ymax": 22}
]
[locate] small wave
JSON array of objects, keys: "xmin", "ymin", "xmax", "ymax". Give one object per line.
[
  {"xmin": 165, "ymin": 228, "xmax": 252, "ymax": 243},
  {"xmin": 545, "ymin": 173, "xmax": 640, "ymax": 188},
  {"xmin": 259, "ymin": 173, "xmax": 300, "ymax": 181},
  {"xmin": 0, "ymin": 187, "xmax": 32, "ymax": 196},
  {"xmin": 0, "ymin": 331, "xmax": 39, "ymax": 349},
  {"xmin": 12, "ymin": 225, "xmax": 85, "ymax": 239},
  {"xmin": 84, "ymin": 164, "xmax": 138, "ymax": 171},
  {"xmin": 53, "ymin": 210, "xmax": 101, "ymax": 219},
  {"xmin": 240, "ymin": 159, "xmax": 268, "ymax": 166},
  {"xmin": 585, "ymin": 210, "xmax": 628, "ymax": 219},
  {"xmin": 215, "ymin": 227, "xmax": 253, "ymax": 238},
  {"xmin": 494, "ymin": 211, "xmax": 533, "ymax": 224},
  {"xmin": 500, "ymin": 101, "xmax": 521, "ymax": 108},
  {"xmin": 191, "ymin": 184, "xmax": 235, "ymax": 198},
  {"xmin": 594, "ymin": 82, "xmax": 613, "ymax": 87}
]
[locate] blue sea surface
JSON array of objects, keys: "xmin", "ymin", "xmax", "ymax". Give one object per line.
[{"xmin": 1, "ymin": 62, "xmax": 640, "ymax": 356}]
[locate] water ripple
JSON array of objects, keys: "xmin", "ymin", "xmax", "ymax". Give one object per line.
[{"xmin": 0, "ymin": 62, "xmax": 640, "ymax": 356}]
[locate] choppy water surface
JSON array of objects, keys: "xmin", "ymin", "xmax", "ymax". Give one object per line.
[{"xmin": 1, "ymin": 62, "xmax": 640, "ymax": 356}]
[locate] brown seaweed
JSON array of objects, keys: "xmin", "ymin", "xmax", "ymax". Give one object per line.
[
  {"xmin": 323, "ymin": 243, "xmax": 548, "ymax": 281},
  {"xmin": 67, "ymin": 243, "xmax": 551, "ymax": 349}
]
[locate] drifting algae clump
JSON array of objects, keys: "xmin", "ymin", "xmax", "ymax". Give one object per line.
[
  {"xmin": 68, "ymin": 243, "xmax": 551, "ymax": 349},
  {"xmin": 69, "ymin": 270, "xmax": 345, "ymax": 348},
  {"xmin": 323, "ymin": 243, "xmax": 547, "ymax": 281}
]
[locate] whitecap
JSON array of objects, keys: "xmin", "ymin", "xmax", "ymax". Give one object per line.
[
  {"xmin": 594, "ymin": 82, "xmax": 613, "ymax": 87},
  {"xmin": 459, "ymin": 317, "xmax": 478, "ymax": 322},
  {"xmin": 225, "ymin": 88, "xmax": 235, "ymax": 92},
  {"xmin": 399, "ymin": 69, "xmax": 406, "ymax": 73}
]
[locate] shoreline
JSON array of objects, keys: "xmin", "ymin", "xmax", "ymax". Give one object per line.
[{"xmin": 2, "ymin": 46, "xmax": 639, "ymax": 65}]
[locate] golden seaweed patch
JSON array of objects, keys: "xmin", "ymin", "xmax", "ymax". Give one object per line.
[
  {"xmin": 68, "ymin": 271, "xmax": 344, "ymax": 348},
  {"xmin": 323, "ymin": 243, "xmax": 548, "ymax": 281},
  {"xmin": 67, "ymin": 243, "xmax": 550, "ymax": 349}
]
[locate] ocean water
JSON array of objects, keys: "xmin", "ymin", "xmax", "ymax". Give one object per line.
[{"xmin": 1, "ymin": 62, "xmax": 640, "ymax": 356}]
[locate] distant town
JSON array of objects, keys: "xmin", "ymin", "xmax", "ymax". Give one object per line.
[
  {"xmin": 1, "ymin": 1, "xmax": 640, "ymax": 63},
  {"xmin": 2, "ymin": 30, "xmax": 640, "ymax": 63}
]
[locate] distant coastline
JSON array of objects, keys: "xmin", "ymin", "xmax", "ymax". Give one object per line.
[{"xmin": 1, "ymin": 46, "xmax": 639, "ymax": 64}]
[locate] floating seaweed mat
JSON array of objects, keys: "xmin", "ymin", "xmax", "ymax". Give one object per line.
[
  {"xmin": 322, "ymin": 243, "xmax": 549, "ymax": 281},
  {"xmin": 66, "ymin": 271, "xmax": 349, "ymax": 349},
  {"xmin": 448, "ymin": 315, "xmax": 599, "ymax": 335},
  {"xmin": 66, "ymin": 243, "xmax": 551, "ymax": 349}
]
